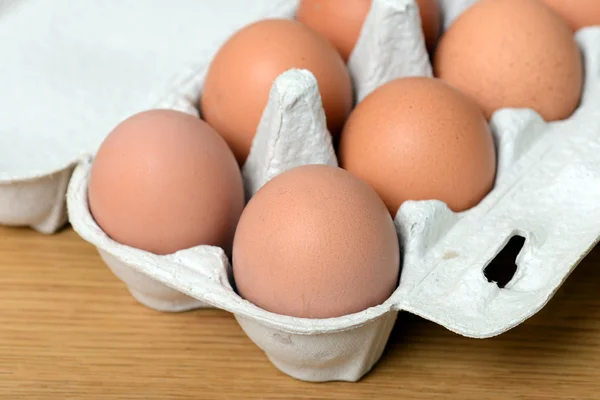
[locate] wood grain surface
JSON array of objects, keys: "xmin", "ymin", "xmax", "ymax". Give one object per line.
[{"xmin": 0, "ymin": 225, "xmax": 599, "ymax": 399}]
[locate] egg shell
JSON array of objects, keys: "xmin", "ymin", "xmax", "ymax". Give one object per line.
[
  {"xmin": 339, "ymin": 77, "xmax": 496, "ymax": 214},
  {"xmin": 434, "ymin": 0, "xmax": 583, "ymax": 121},
  {"xmin": 4, "ymin": 0, "xmax": 600, "ymax": 384},
  {"xmin": 233, "ymin": 165, "xmax": 400, "ymax": 319},
  {"xmin": 88, "ymin": 110, "xmax": 245, "ymax": 256},
  {"xmin": 200, "ymin": 18, "xmax": 353, "ymax": 165}
]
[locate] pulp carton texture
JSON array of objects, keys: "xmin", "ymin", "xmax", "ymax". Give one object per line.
[{"xmin": 2, "ymin": 0, "xmax": 599, "ymax": 382}]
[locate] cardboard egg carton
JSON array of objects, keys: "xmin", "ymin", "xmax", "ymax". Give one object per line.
[
  {"xmin": 0, "ymin": 0, "xmax": 296, "ymax": 233},
  {"xmin": 3, "ymin": 0, "xmax": 600, "ymax": 382}
]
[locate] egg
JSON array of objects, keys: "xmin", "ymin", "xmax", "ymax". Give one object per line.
[
  {"xmin": 338, "ymin": 77, "xmax": 496, "ymax": 215},
  {"xmin": 88, "ymin": 109, "xmax": 245, "ymax": 255},
  {"xmin": 296, "ymin": 0, "xmax": 441, "ymax": 61},
  {"xmin": 542, "ymin": 0, "xmax": 600, "ymax": 31},
  {"xmin": 233, "ymin": 164, "xmax": 400, "ymax": 319},
  {"xmin": 201, "ymin": 18, "xmax": 353, "ymax": 165},
  {"xmin": 433, "ymin": 0, "xmax": 583, "ymax": 122}
]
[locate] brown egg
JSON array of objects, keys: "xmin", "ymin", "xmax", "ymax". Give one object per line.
[
  {"xmin": 339, "ymin": 77, "xmax": 496, "ymax": 215},
  {"xmin": 233, "ymin": 165, "xmax": 400, "ymax": 319},
  {"xmin": 296, "ymin": 0, "xmax": 441, "ymax": 61},
  {"xmin": 434, "ymin": 0, "xmax": 583, "ymax": 122},
  {"xmin": 542, "ymin": 0, "xmax": 600, "ymax": 31},
  {"xmin": 201, "ymin": 18, "xmax": 353, "ymax": 165},
  {"xmin": 88, "ymin": 109, "xmax": 245, "ymax": 255}
]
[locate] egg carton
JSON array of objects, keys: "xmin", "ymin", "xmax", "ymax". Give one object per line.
[
  {"xmin": 4, "ymin": 0, "xmax": 600, "ymax": 383},
  {"xmin": 0, "ymin": 0, "xmax": 296, "ymax": 233}
]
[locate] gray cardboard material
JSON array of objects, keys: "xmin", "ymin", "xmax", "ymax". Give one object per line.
[{"xmin": 3, "ymin": 0, "xmax": 600, "ymax": 382}]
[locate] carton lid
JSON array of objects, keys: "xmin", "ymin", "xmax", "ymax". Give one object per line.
[{"xmin": 0, "ymin": 0, "xmax": 298, "ymax": 181}]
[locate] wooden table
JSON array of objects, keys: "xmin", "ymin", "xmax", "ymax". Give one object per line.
[{"xmin": 1, "ymin": 226, "xmax": 599, "ymax": 399}]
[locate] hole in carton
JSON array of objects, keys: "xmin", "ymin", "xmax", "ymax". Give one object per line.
[{"xmin": 483, "ymin": 235, "xmax": 526, "ymax": 288}]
